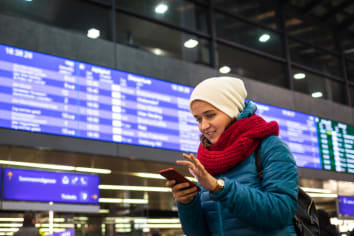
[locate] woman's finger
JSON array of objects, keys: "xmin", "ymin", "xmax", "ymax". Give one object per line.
[{"xmin": 176, "ymin": 160, "xmax": 195, "ymax": 168}]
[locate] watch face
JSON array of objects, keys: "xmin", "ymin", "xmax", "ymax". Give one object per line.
[{"xmin": 217, "ymin": 179, "xmax": 225, "ymax": 187}]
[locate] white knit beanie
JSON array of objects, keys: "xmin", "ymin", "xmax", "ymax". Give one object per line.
[{"xmin": 189, "ymin": 76, "xmax": 247, "ymax": 119}]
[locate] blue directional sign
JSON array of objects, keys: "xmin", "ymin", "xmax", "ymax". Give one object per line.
[
  {"xmin": 338, "ymin": 196, "xmax": 354, "ymax": 216},
  {"xmin": 47, "ymin": 229, "xmax": 74, "ymax": 236},
  {"xmin": 3, "ymin": 168, "xmax": 99, "ymax": 204}
]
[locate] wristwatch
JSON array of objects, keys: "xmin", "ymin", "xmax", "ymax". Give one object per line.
[{"xmin": 212, "ymin": 179, "xmax": 225, "ymax": 193}]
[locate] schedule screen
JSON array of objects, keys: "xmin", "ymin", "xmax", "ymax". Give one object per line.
[{"xmin": 0, "ymin": 44, "xmax": 200, "ymax": 153}]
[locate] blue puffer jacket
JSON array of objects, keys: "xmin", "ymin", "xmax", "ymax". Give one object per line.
[{"xmin": 177, "ymin": 101, "xmax": 298, "ymax": 236}]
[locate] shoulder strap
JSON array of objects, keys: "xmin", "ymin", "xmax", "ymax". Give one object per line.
[{"xmin": 254, "ymin": 144, "xmax": 263, "ymax": 181}]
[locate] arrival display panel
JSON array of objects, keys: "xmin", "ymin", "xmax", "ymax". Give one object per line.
[
  {"xmin": 0, "ymin": 44, "xmax": 200, "ymax": 153},
  {"xmin": 254, "ymin": 101, "xmax": 321, "ymax": 169},
  {"xmin": 3, "ymin": 168, "xmax": 100, "ymax": 204}
]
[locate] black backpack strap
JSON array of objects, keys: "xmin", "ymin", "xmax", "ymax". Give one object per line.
[{"xmin": 254, "ymin": 143, "xmax": 263, "ymax": 181}]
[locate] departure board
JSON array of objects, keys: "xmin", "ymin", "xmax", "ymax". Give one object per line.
[
  {"xmin": 1, "ymin": 43, "xmax": 354, "ymax": 174},
  {"xmin": 316, "ymin": 118, "xmax": 354, "ymax": 173},
  {"xmin": 0, "ymin": 44, "xmax": 200, "ymax": 153},
  {"xmin": 254, "ymin": 101, "xmax": 321, "ymax": 169}
]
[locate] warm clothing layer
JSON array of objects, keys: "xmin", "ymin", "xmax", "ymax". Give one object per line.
[
  {"xmin": 177, "ymin": 101, "xmax": 298, "ymax": 236},
  {"xmin": 197, "ymin": 113, "xmax": 278, "ymax": 175}
]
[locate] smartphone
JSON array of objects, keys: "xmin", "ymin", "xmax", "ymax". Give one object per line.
[{"xmin": 159, "ymin": 168, "xmax": 200, "ymax": 191}]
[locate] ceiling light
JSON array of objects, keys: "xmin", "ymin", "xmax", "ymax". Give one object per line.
[
  {"xmin": 133, "ymin": 172, "xmax": 164, "ymax": 179},
  {"xmin": 155, "ymin": 4, "xmax": 168, "ymax": 14},
  {"xmin": 99, "ymin": 209, "xmax": 109, "ymax": 214},
  {"xmin": 99, "ymin": 185, "xmax": 170, "ymax": 192},
  {"xmin": 312, "ymin": 91, "xmax": 323, "ymax": 98},
  {"xmin": 0, "ymin": 160, "xmax": 111, "ymax": 174},
  {"xmin": 259, "ymin": 34, "xmax": 270, "ymax": 42},
  {"xmin": 184, "ymin": 39, "xmax": 199, "ymax": 48},
  {"xmin": 99, "ymin": 198, "xmax": 148, "ymax": 204},
  {"xmin": 87, "ymin": 28, "xmax": 100, "ymax": 39},
  {"xmin": 152, "ymin": 48, "xmax": 164, "ymax": 56},
  {"xmin": 307, "ymin": 193, "xmax": 337, "ymax": 198},
  {"xmin": 293, "ymin": 73, "xmax": 306, "ymax": 80},
  {"xmin": 219, "ymin": 66, "xmax": 231, "ymax": 74},
  {"xmin": 0, "ymin": 224, "xmax": 22, "ymax": 227},
  {"xmin": 0, "ymin": 218, "xmax": 23, "ymax": 222},
  {"xmin": 302, "ymin": 187, "xmax": 331, "ymax": 193},
  {"xmin": 75, "ymin": 167, "xmax": 111, "ymax": 174}
]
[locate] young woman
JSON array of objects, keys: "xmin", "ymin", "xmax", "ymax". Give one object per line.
[{"xmin": 166, "ymin": 76, "xmax": 298, "ymax": 235}]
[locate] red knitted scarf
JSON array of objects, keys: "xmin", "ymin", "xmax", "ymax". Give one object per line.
[{"xmin": 197, "ymin": 114, "xmax": 279, "ymax": 175}]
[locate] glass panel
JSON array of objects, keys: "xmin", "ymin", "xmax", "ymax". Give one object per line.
[
  {"xmin": 116, "ymin": 13, "xmax": 210, "ymax": 65},
  {"xmin": 285, "ymin": 16, "xmax": 336, "ymax": 51},
  {"xmin": 351, "ymin": 86, "xmax": 354, "ymax": 108},
  {"xmin": 215, "ymin": 12, "xmax": 283, "ymax": 57},
  {"xmin": 217, "ymin": 44, "xmax": 287, "ymax": 88},
  {"xmin": 330, "ymin": 80, "xmax": 347, "ymax": 105},
  {"xmin": 292, "ymin": 67, "xmax": 328, "ymax": 100},
  {"xmin": 289, "ymin": 39, "xmax": 341, "ymax": 77},
  {"xmin": 0, "ymin": 0, "xmax": 113, "ymax": 41},
  {"xmin": 116, "ymin": 0, "xmax": 209, "ymax": 34},
  {"xmin": 343, "ymin": 39, "xmax": 354, "ymax": 60},
  {"xmin": 347, "ymin": 60, "xmax": 354, "ymax": 81},
  {"xmin": 213, "ymin": 0, "xmax": 279, "ymax": 29}
]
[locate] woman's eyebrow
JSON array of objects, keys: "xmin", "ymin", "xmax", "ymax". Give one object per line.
[{"xmin": 203, "ymin": 110, "xmax": 215, "ymax": 115}]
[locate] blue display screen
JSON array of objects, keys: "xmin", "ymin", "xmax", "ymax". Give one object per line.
[
  {"xmin": 47, "ymin": 229, "xmax": 74, "ymax": 236},
  {"xmin": 254, "ymin": 101, "xmax": 321, "ymax": 169},
  {"xmin": 1, "ymin": 43, "xmax": 354, "ymax": 173},
  {"xmin": 338, "ymin": 196, "xmax": 354, "ymax": 216},
  {"xmin": 0, "ymin": 44, "xmax": 200, "ymax": 153},
  {"xmin": 3, "ymin": 168, "xmax": 99, "ymax": 204}
]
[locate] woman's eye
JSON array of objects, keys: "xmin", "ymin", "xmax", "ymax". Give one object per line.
[{"xmin": 206, "ymin": 114, "xmax": 215, "ymax": 119}]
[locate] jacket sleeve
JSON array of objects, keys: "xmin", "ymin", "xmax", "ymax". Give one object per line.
[
  {"xmin": 177, "ymin": 193, "xmax": 211, "ymax": 236},
  {"xmin": 210, "ymin": 136, "xmax": 298, "ymax": 230}
]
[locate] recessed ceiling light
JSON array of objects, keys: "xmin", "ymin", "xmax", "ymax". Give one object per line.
[
  {"xmin": 87, "ymin": 28, "xmax": 100, "ymax": 39},
  {"xmin": 293, "ymin": 73, "xmax": 306, "ymax": 80},
  {"xmin": 184, "ymin": 39, "xmax": 199, "ymax": 48},
  {"xmin": 312, "ymin": 91, "xmax": 323, "ymax": 98},
  {"xmin": 219, "ymin": 66, "xmax": 231, "ymax": 74},
  {"xmin": 155, "ymin": 3, "xmax": 168, "ymax": 14},
  {"xmin": 152, "ymin": 48, "xmax": 164, "ymax": 56},
  {"xmin": 259, "ymin": 34, "xmax": 270, "ymax": 42}
]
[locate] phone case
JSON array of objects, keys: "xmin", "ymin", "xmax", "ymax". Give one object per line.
[{"xmin": 159, "ymin": 168, "xmax": 200, "ymax": 191}]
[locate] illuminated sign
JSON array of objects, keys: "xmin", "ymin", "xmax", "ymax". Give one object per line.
[
  {"xmin": 316, "ymin": 118, "xmax": 354, "ymax": 173},
  {"xmin": 338, "ymin": 196, "xmax": 354, "ymax": 216},
  {"xmin": 254, "ymin": 101, "xmax": 321, "ymax": 169},
  {"xmin": 3, "ymin": 168, "xmax": 99, "ymax": 204},
  {"xmin": 1, "ymin": 43, "xmax": 354, "ymax": 174},
  {"xmin": 0, "ymin": 44, "xmax": 199, "ymax": 152}
]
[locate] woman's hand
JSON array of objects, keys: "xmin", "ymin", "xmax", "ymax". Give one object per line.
[
  {"xmin": 177, "ymin": 153, "xmax": 217, "ymax": 192},
  {"xmin": 165, "ymin": 179, "xmax": 199, "ymax": 204}
]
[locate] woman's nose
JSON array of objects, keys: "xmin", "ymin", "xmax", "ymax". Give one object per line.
[{"xmin": 201, "ymin": 120, "xmax": 210, "ymax": 131}]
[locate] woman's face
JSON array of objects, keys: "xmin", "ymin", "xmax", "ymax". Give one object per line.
[{"xmin": 191, "ymin": 100, "xmax": 233, "ymax": 144}]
